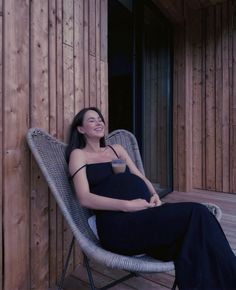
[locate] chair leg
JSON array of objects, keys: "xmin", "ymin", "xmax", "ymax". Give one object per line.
[
  {"xmin": 57, "ymin": 236, "xmax": 75, "ymax": 290},
  {"xmin": 171, "ymin": 278, "xmax": 177, "ymax": 290},
  {"xmin": 84, "ymin": 254, "xmax": 97, "ymax": 290},
  {"xmin": 83, "ymin": 254, "xmax": 139, "ymax": 290}
]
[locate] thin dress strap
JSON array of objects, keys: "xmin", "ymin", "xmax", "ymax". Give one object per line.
[
  {"xmin": 70, "ymin": 164, "xmax": 87, "ymax": 180},
  {"xmin": 107, "ymin": 144, "xmax": 119, "ymax": 158}
]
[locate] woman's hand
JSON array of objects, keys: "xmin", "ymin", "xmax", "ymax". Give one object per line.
[
  {"xmin": 150, "ymin": 193, "xmax": 162, "ymax": 207},
  {"xmin": 124, "ymin": 198, "xmax": 155, "ymax": 212}
]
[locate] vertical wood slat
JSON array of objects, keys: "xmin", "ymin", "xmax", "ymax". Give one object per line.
[
  {"xmin": 62, "ymin": 0, "xmax": 75, "ymax": 276},
  {"xmin": 30, "ymin": 0, "xmax": 49, "ymax": 289},
  {"xmin": 143, "ymin": 33, "xmax": 151, "ymax": 178},
  {"xmin": 100, "ymin": 0, "xmax": 107, "ymax": 62},
  {"xmin": 73, "ymin": 0, "xmax": 85, "ymax": 270},
  {"xmin": 89, "ymin": 0, "xmax": 97, "ymax": 106},
  {"xmin": 55, "ymin": 0, "xmax": 64, "ymax": 284},
  {"xmin": 201, "ymin": 9, "xmax": 207, "ymax": 190},
  {"xmin": 175, "ymin": 25, "xmax": 186, "ymax": 191},
  {"xmin": 48, "ymin": 0, "xmax": 58, "ymax": 286},
  {"xmin": 0, "ymin": 1, "xmax": 3, "ymax": 289},
  {"xmin": 222, "ymin": 2, "xmax": 230, "ymax": 192},
  {"xmin": 231, "ymin": 0, "xmax": 236, "ymax": 192},
  {"xmin": 84, "ymin": 0, "xmax": 89, "ymax": 106},
  {"xmin": 100, "ymin": 0, "xmax": 108, "ymax": 125},
  {"xmin": 63, "ymin": 0, "xmax": 74, "ymax": 138},
  {"xmin": 192, "ymin": 10, "xmax": 203, "ymax": 189},
  {"xmin": 74, "ymin": 0, "xmax": 85, "ymax": 112},
  {"xmin": 96, "ymin": 0, "xmax": 101, "ymax": 109},
  {"xmin": 173, "ymin": 25, "xmax": 179, "ymax": 191},
  {"xmin": 185, "ymin": 4, "xmax": 193, "ymax": 192},
  {"xmin": 215, "ymin": 4, "xmax": 223, "ymax": 191},
  {"xmin": 205, "ymin": 6, "xmax": 216, "ymax": 190},
  {"xmin": 3, "ymin": 0, "xmax": 30, "ymax": 289}
]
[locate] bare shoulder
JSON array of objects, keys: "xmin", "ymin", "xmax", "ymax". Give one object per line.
[
  {"xmin": 70, "ymin": 148, "xmax": 86, "ymax": 160},
  {"xmin": 69, "ymin": 149, "xmax": 86, "ymax": 173},
  {"xmin": 111, "ymin": 143, "xmax": 125, "ymax": 152},
  {"xmin": 111, "ymin": 144, "xmax": 128, "ymax": 157}
]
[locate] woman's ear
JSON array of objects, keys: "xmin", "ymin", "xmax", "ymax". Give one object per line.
[{"xmin": 77, "ymin": 126, "xmax": 84, "ymax": 134}]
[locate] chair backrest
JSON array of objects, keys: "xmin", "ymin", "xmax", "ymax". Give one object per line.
[{"xmin": 26, "ymin": 128, "xmax": 144, "ymax": 246}]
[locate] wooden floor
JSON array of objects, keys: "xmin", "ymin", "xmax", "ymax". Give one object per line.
[{"xmin": 54, "ymin": 190, "xmax": 236, "ymax": 290}]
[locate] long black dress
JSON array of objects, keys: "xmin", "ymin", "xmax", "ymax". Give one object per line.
[{"xmin": 86, "ymin": 162, "xmax": 236, "ymax": 290}]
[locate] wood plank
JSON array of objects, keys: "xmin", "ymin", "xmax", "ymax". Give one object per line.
[
  {"xmin": 74, "ymin": 0, "xmax": 85, "ymax": 112},
  {"xmin": 88, "ymin": 0, "xmax": 97, "ymax": 107},
  {"xmin": 153, "ymin": 47, "xmax": 158, "ymax": 183},
  {"xmin": 201, "ymin": 9, "xmax": 207, "ymax": 189},
  {"xmin": 30, "ymin": 0, "xmax": 49, "ymax": 288},
  {"xmin": 72, "ymin": 265, "xmax": 135, "ymax": 289},
  {"xmin": 49, "ymin": 0, "xmax": 57, "ymax": 137},
  {"xmin": 3, "ymin": 0, "xmax": 30, "ymax": 289},
  {"xmin": 100, "ymin": 60, "xmax": 108, "ymax": 129},
  {"xmin": 73, "ymin": 0, "xmax": 85, "ymax": 267},
  {"xmin": 222, "ymin": 2, "xmax": 230, "ymax": 192},
  {"xmin": 89, "ymin": 0, "xmax": 96, "ymax": 56},
  {"xmin": 215, "ymin": 4, "xmax": 223, "ymax": 191},
  {"xmin": 100, "ymin": 0, "xmax": 107, "ymax": 62},
  {"xmin": 205, "ymin": 6, "xmax": 216, "ymax": 190},
  {"xmin": 89, "ymin": 55, "xmax": 97, "ymax": 106},
  {"xmin": 184, "ymin": 4, "xmax": 193, "ymax": 191},
  {"xmin": 96, "ymin": 0, "xmax": 101, "ymax": 110},
  {"xmin": 172, "ymin": 27, "xmax": 179, "ymax": 191},
  {"xmin": 63, "ymin": 0, "xmax": 74, "ymax": 137},
  {"xmin": 48, "ymin": 1, "xmax": 57, "ymax": 286},
  {"xmin": 84, "ymin": 0, "xmax": 89, "ymax": 106},
  {"xmin": 143, "ymin": 34, "xmax": 151, "ymax": 178},
  {"xmin": 100, "ymin": 1, "xmax": 108, "ymax": 123},
  {"xmin": 55, "ymin": 0, "xmax": 64, "ymax": 281},
  {"xmin": 230, "ymin": 0, "xmax": 236, "ymax": 193},
  {"xmin": 141, "ymin": 272, "xmax": 175, "ymax": 289},
  {"xmin": 0, "ymin": 10, "xmax": 2, "ymax": 290},
  {"xmin": 62, "ymin": 0, "xmax": 75, "ymax": 276},
  {"xmin": 192, "ymin": 10, "xmax": 203, "ymax": 189},
  {"xmin": 56, "ymin": 0, "xmax": 64, "ymax": 141},
  {"xmin": 175, "ymin": 26, "xmax": 186, "ymax": 191}
]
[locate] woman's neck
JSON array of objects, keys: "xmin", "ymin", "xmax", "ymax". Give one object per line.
[{"xmin": 84, "ymin": 139, "xmax": 103, "ymax": 153}]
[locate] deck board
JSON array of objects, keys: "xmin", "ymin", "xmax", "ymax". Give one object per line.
[{"xmin": 51, "ymin": 190, "xmax": 236, "ymax": 290}]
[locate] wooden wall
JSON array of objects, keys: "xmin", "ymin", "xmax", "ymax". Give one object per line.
[
  {"xmin": 0, "ymin": 0, "xmax": 108, "ymax": 289},
  {"xmin": 173, "ymin": 0, "xmax": 236, "ymax": 193}
]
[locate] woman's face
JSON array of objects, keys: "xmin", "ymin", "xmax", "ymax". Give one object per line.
[{"xmin": 78, "ymin": 110, "xmax": 105, "ymax": 140}]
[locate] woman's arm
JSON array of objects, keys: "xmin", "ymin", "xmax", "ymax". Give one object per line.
[
  {"xmin": 113, "ymin": 144, "xmax": 162, "ymax": 206},
  {"xmin": 69, "ymin": 149, "xmax": 155, "ymax": 212}
]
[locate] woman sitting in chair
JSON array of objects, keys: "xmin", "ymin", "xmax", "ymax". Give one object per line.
[{"xmin": 66, "ymin": 107, "xmax": 236, "ymax": 290}]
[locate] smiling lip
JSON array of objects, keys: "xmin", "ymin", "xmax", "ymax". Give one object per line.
[{"xmin": 94, "ymin": 127, "xmax": 103, "ymax": 131}]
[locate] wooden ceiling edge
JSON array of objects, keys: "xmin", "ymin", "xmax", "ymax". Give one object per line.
[
  {"xmin": 151, "ymin": 0, "xmax": 184, "ymax": 24},
  {"xmin": 185, "ymin": 0, "xmax": 227, "ymax": 10},
  {"xmin": 152, "ymin": 0, "xmax": 228, "ymax": 23}
]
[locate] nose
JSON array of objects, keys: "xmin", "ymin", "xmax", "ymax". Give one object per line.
[{"xmin": 95, "ymin": 119, "xmax": 103, "ymax": 126}]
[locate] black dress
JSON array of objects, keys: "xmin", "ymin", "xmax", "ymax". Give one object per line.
[{"xmin": 86, "ymin": 162, "xmax": 236, "ymax": 290}]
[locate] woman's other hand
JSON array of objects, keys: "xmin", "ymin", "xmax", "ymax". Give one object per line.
[
  {"xmin": 150, "ymin": 193, "xmax": 162, "ymax": 207},
  {"xmin": 124, "ymin": 198, "xmax": 155, "ymax": 212}
]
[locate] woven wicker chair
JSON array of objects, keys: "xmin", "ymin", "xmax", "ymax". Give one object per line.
[{"xmin": 26, "ymin": 128, "xmax": 222, "ymax": 290}]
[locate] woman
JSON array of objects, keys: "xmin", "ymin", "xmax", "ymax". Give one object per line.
[{"xmin": 66, "ymin": 107, "xmax": 236, "ymax": 290}]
